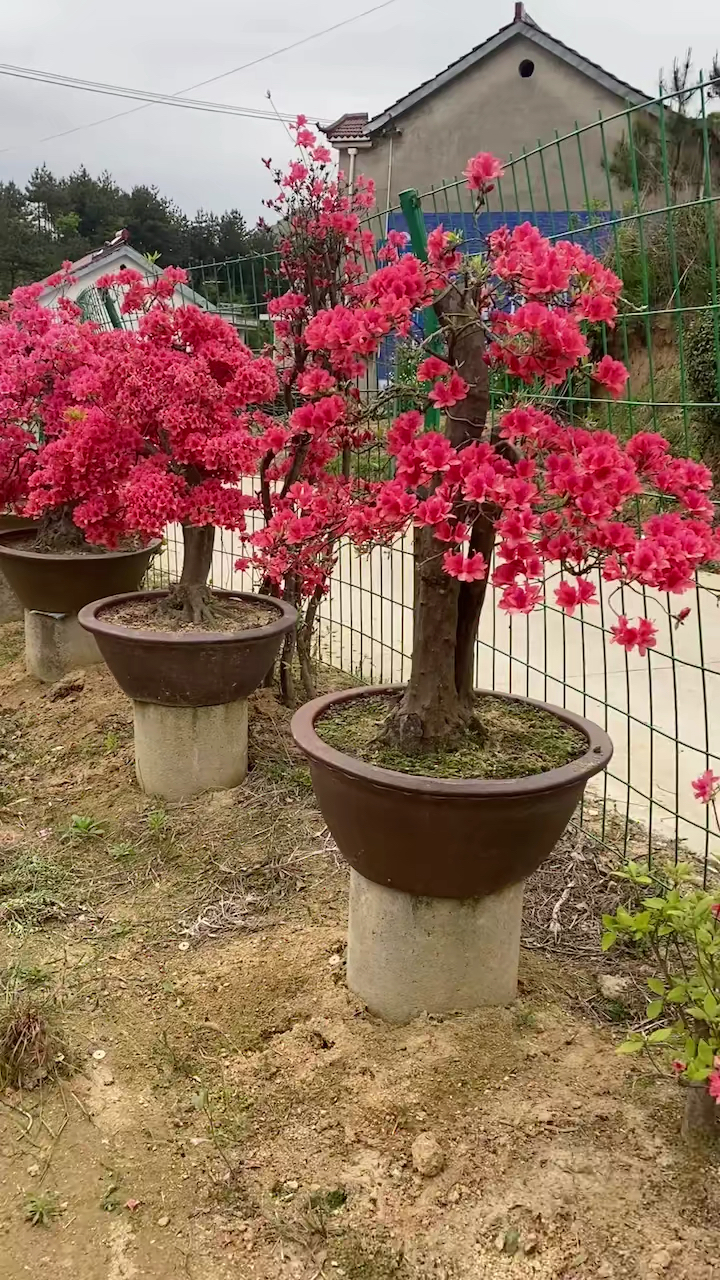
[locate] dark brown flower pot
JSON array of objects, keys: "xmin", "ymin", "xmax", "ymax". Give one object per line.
[
  {"xmin": 78, "ymin": 589, "xmax": 298, "ymax": 707},
  {"xmin": 0, "ymin": 528, "xmax": 161, "ymax": 615},
  {"xmin": 291, "ymin": 684, "xmax": 613, "ymax": 900},
  {"xmin": 292, "ymin": 685, "xmax": 613, "ymax": 1021},
  {"xmin": 0, "ymin": 515, "xmax": 36, "ymax": 623}
]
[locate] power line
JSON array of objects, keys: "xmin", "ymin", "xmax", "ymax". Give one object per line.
[
  {"xmin": 0, "ymin": 63, "xmax": 311, "ymax": 123},
  {"xmin": 1, "ymin": 0, "xmax": 401, "ymax": 151}
]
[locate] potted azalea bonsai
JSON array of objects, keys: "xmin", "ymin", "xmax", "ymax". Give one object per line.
[
  {"xmin": 242, "ymin": 117, "xmax": 380, "ymax": 704},
  {"xmin": 0, "ymin": 276, "xmax": 159, "ymax": 678},
  {"xmin": 74, "ymin": 267, "xmax": 296, "ymax": 800},
  {"xmin": 261, "ymin": 143, "xmax": 720, "ymax": 1022}
]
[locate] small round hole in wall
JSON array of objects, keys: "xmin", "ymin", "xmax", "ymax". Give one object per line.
[{"xmin": 519, "ymin": 59, "xmax": 535, "ymax": 78}]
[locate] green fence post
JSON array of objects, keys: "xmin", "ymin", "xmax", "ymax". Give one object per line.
[
  {"xmin": 399, "ymin": 187, "xmax": 442, "ymax": 429},
  {"xmin": 99, "ymin": 287, "xmax": 123, "ymax": 330}
]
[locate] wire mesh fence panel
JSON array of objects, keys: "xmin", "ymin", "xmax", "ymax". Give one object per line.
[
  {"xmin": 312, "ymin": 81, "xmax": 720, "ymax": 875},
  {"xmin": 149, "ymin": 90, "xmax": 720, "ymax": 874}
]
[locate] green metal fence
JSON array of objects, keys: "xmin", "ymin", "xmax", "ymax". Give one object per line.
[{"xmin": 169, "ymin": 78, "xmax": 720, "ymax": 875}]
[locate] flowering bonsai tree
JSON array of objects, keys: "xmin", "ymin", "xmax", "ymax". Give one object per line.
[
  {"xmin": 247, "ymin": 118, "xmax": 381, "ymax": 697},
  {"xmin": 246, "ymin": 135, "xmax": 719, "ymax": 745},
  {"xmin": 20, "ymin": 268, "xmax": 278, "ymax": 623},
  {"xmin": 0, "ymin": 275, "xmax": 115, "ymax": 547}
]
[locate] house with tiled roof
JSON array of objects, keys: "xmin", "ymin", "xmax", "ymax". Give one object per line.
[{"xmin": 323, "ymin": 4, "xmax": 653, "ymax": 214}]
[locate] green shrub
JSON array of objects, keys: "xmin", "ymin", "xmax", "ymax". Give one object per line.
[{"xmin": 686, "ymin": 309, "xmax": 720, "ymax": 434}]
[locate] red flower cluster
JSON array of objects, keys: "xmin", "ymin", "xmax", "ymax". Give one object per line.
[
  {"xmin": 235, "ymin": 139, "xmax": 720, "ymax": 655},
  {"xmin": 0, "ymin": 269, "xmax": 278, "ymax": 546},
  {"xmin": 4, "ymin": 128, "xmax": 717, "ymax": 683}
]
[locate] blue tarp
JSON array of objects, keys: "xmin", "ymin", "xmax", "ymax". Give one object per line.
[{"xmin": 376, "ymin": 209, "xmax": 616, "ymax": 385}]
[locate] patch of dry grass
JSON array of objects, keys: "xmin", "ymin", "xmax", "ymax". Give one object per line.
[{"xmin": 0, "ymin": 995, "xmax": 69, "ymax": 1089}]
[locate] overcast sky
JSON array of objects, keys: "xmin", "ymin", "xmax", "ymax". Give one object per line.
[{"xmin": 0, "ymin": 0, "xmax": 714, "ymax": 221}]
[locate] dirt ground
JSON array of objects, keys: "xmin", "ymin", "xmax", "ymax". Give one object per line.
[{"xmin": 1, "ymin": 619, "xmax": 719, "ymax": 1280}]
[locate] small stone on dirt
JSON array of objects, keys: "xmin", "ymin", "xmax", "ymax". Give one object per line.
[
  {"xmin": 157, "ymin": 1215, "xmax": 170, "ymax": 1227},
  {"xmin": 209, "ymin": 789, "xmax": 238, "ymax": 808},
  {"xmin": 96, "ymin": 1065, "xmax": 115, "ymax": 1086},
  {"xmin": 46, "ymin": 672, "xmax": 85, "ymax": 701},
  {"xmin": 649, "ymin": 1251, "xmax": 672, "ymax": 1272},
  {"xmin": 598, "ymin": 975, "xmax": 630, "ymax": 1000},
  {"xmin": 411, "ymin": 1132, "xmax": 445, "ymax": 1177}
]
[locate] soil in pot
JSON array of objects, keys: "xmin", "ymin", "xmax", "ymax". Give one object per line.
[
  {"xmin": 314, "ymin": 690, "xmax": 587, "ymax": 780},
  {"xmin": 100, "ymin": 595, "xmax": 278, "ymax": 635},
  {"xmin": 9, "ymin": 529, "xmax": 149, "ymax": 556}
]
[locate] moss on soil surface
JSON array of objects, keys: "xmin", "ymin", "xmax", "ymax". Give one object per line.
[
  {"xmin": 315, "ymin": 692, "xmax": 587, "ymax": 780},
  {"xmin": 102, "ymin": 595, "xmax": 278, "ymax": 634}
]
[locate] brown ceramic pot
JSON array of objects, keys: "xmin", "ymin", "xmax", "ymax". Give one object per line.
[
  {"xmin": 78, "ymin": 589, "xmax": 297, "ymax": 707},
  {"xmin": 291, "ymin": 685, "xmax": 613, "ymax": 900},
  {"xmin": 0, "ymin": 515, "xmax": 36, "ymax": 622},
  {"xmin": 0, "ymin": 528, "xmax": 161, "ymax": 615}
]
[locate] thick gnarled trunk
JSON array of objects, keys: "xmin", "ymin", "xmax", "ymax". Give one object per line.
[
  {"xmin": 166, "ymin": 523, "xmax": 216, "ymax": 623},
  {"xmin": 384, "ymin": 284, "xmax": 493, "ymax": 752},
  {"xmin": 383, "ymin": 526, "xmax": 469, "ymax": 751}
]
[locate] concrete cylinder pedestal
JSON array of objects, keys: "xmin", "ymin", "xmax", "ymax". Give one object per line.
[
  {"xmin": 347, "ymin": 869, "xmax": 525, "ymax": 1023},
  {"xmin": 0, "ymin": 572, "xmax": 22, "ymax": 625},
  {"xmin": 133, "ymin": 698, "xmax": 249, "ymax": 801},
  {"xmin": 25, "ymin": 609, "xmax": 102, "ymax": 682}
]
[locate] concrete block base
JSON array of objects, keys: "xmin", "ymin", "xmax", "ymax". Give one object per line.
[
  {"xmin": 347, "ymin": 870, "xmax": 525, "ymax": 1023},
  {"xmin": 25, "ymin": 609, "xmax": 102, "ymax": 682},
  {"xmin": 133, "ymin": 698, "xmax": 249, "ymax": 800},
  {"xmin": 0, "ymin": 571, "xmax": 22, "ymax": 624}
]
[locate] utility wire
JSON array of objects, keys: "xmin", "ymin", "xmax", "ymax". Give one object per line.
[
  {"xmin": 0, "ymin": 64, "xmax": 309, "ymax": 122},
  {"xmin": 1, "ymin": 0, "xmax": 400, "ymax": 151}
]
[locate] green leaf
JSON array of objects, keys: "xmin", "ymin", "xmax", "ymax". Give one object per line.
[
  {"xmin": 602, "ymin": 914, "xmax": 616, "ymax": 930},
  {"xmin": 646, "ymin": 1000, "xmax": 664, "ymax": 1019},
  {"xmin": 647, "ymin": 978, "xmax": 665, "ymax": 995},
  {"xmin": 648, "ymin": 1028, "xmax": 673, "ymax": 1044},
  {"xmin": 687, "ymin": 1007, "xmax": 710, "ymax": 1022},
  {"xmin": 601, "ymin": 931, "xmax": 617, "ymax": 952},
  {"xmin": 643, "ymin": 897, "xmax": 667, "ymax": 911},
  {"xmin": 698, "ymin": 1038, "xmax": 714, "ymax": 1066},
  {"xmin": 617, "ymin": 1039, "xmax": 645, "ymax": 1054},
  {"xmin": 666, "ymin": 986, "xmax": 687, "ymax": 1003},
  {"xmin": 704, "ymin": 993, "xmax": 719, "ymax": 1019}
]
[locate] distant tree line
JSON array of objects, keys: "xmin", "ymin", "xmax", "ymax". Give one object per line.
[{"xmin": 0, "ymin": 164, "xmax": 275, "ymax": 296}]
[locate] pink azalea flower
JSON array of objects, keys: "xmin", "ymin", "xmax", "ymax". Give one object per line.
[
  {"xmin": 443, "ymin": 550, "xmax": 488, "ymax": 582},
  {"xmin": 610, "ymin": 616, "xmax": 657, "ymax": 657},
  {"xmin": 418, "ymin": 355, "xmax": 450, "ymax": 382},
  {"xmin": 692, "ymin": 769, "xmax": 720, "ymax": 804},
  {"xmin": 708, "ymin": 1070, "xmax": 720, "ymax": 1103},
  {"xmin": 593, "ymin": 355, "xmax": 630, "ymax": 399},
  {"xmin": 463, "ymin": 152, "xmax": 505, "ymax": 193}
]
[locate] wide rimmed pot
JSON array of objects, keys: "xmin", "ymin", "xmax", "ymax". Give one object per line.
[
  {"xmin": 0, "ymin": 515, "xmax": 36, "ymax": 623},
  {"xmin": 291, "ymin": 684, "xmax": 613, "ymax": 1021},
  {"xmin": 78, "ymin": 588, "xmax": 297, "ymax": 707},
  {"xmin": 0, "ymin": 527, "xmax": 161, "ymax": 615},
  {"xmin": 79, "ymin": 588, "xmax": 298, "ymax": 801}
]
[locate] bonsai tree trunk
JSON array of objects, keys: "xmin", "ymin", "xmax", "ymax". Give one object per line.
[
  {"xmin": 36, "ymin": 504, "xmax": 90, "ymax": 553},
  {"xmin": 169, "ymin": 523, "xmax": 216, "ymax": 623},
  {"xmin": 384, "ymin": 286, "xmax": 494, "ymax": 753},
  {"xmin": 682, "ymin": 1084, "xmax": 718, "ymax": 1140}
]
